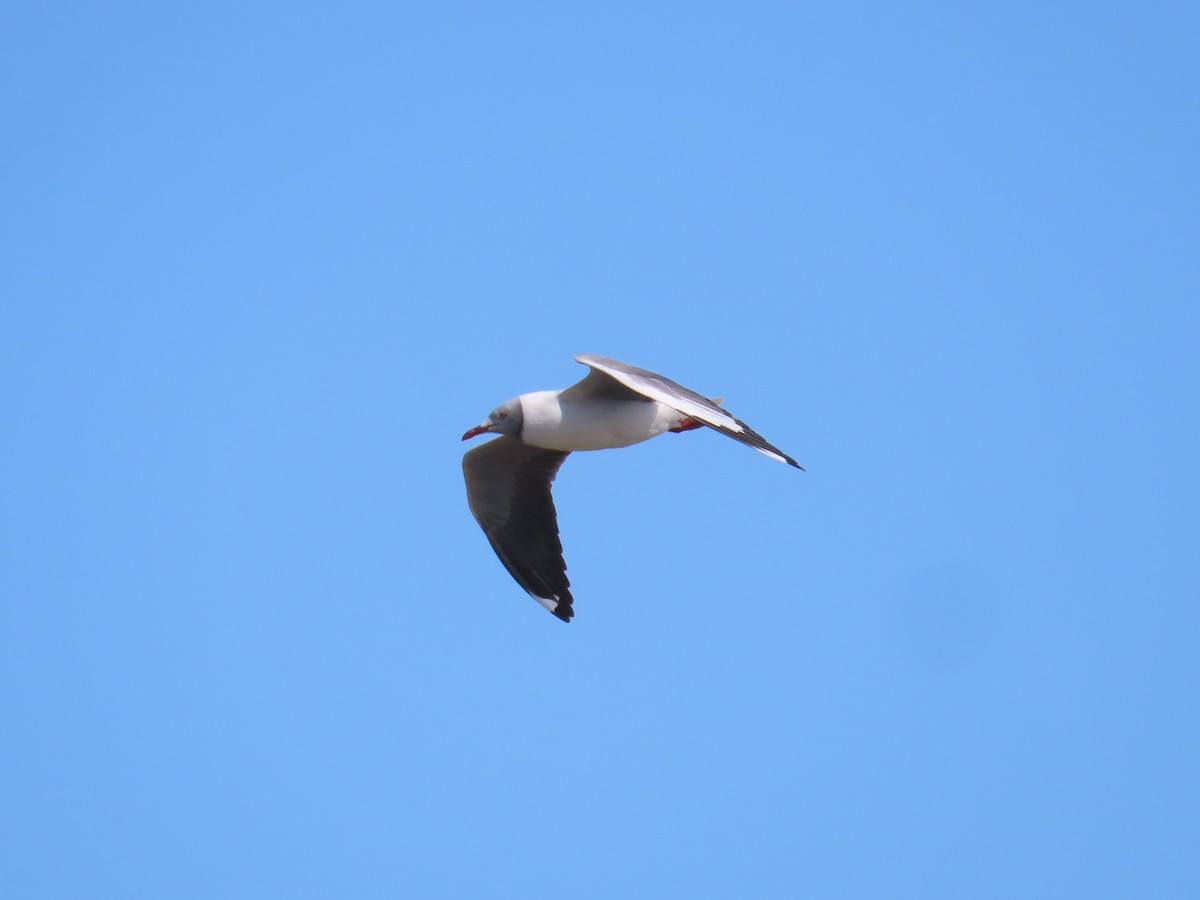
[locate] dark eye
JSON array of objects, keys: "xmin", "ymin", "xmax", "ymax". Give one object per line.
[{"xmin": 498, "ymin": 411, "xmax": 508, "ymax": 419}]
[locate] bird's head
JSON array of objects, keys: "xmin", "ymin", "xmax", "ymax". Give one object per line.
[{"xmin": 462, "ymin": 398, "xmax": 523, "ymax": 441}]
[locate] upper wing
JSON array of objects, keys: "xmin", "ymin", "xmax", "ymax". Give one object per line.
[
  {"xmin": 574, "ymin": 354, "xmax": 803, "ymax": 468},
  {"xmin": 462, "ymin": 436, "xmax": 574, "ymax": 621}
]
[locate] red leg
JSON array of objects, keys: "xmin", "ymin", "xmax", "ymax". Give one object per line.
[{"xmin": 668, "ymin": 416, "xmax": 703, "ymax": 433}]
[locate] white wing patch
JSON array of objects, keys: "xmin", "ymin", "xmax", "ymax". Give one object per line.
[
  {"xmin": 748, "ymin": 445, "xmax": 789, "ymax": 464},
  {"xmin": 532, "ymin": 594, "xmax": 560, "ymax": 613}
]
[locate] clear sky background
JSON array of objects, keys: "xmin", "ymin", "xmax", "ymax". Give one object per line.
[{"xmin": 3, "ymin": 3, "xmax": 1197, "ymax": 898}]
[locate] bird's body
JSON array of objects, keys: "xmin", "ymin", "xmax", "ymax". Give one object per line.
[
  {"xmin": 516, "ymin": 390, "xmax": 679, "ymax": 452},
  {"xmin": 462, "ymin": 354, "xmax": 802, "ymax": 622}
]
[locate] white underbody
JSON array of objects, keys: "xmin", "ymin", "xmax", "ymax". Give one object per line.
[{"xmin": 519, "ymin": 390, "xmax": 684, "ymax": 452}]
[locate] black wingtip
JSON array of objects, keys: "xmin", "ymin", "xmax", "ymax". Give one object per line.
[
  {"xmin": 552, "ymin": 602, "xmax": 574, "ymax": 623},
  {"xmin": 775, "ymin": 449, "xmax": 804, "ymax": 470}
]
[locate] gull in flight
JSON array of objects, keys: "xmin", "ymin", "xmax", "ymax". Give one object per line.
[{"xmin": 462, "ymin": 354, "xmax": 802, "ymax": 621}]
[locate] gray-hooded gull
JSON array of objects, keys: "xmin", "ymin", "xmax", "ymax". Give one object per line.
[{"xmin": 462, "ymin": 354, "xmax": 802, "ymax": 621}]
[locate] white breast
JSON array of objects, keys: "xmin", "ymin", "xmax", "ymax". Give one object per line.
[{"xmin": 519, "ymin": 390, "xmax": 681, "ymax": 452}]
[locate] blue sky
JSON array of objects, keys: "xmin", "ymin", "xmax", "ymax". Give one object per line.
[{"xmin": 3, "ymin": 3, "xmax": 1197, "ymax": 897}]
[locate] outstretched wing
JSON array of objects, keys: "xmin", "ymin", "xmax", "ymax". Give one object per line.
[
  {"xmin": 574, "ymin": 354, "xmax": 803, "ymax": 468},
  {"xmin": 462, "ymin": 436, "xmax": 574, "ymax": 621}
]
